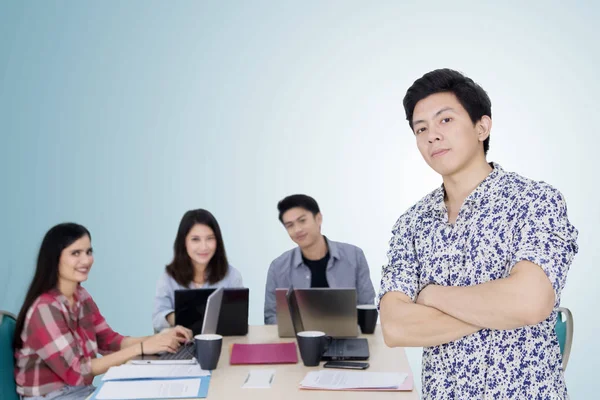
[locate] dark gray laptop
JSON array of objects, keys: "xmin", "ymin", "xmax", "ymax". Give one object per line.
[
  {"xmin": 277, "ymin": 288, "xmax": 360, "ymax": 338},
  {"xmin": 175, "ymin": 288, "xmax": 249, "ymax": 336},
  {"xmin": 286, "ymin": 287, "xmax": 369, "ymax": 361}
]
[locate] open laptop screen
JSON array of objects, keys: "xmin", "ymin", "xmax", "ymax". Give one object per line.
[
  {"xmin": 175, "ymin": 288, "xmax": 249, "ymax": 336},
  {"xmin": 286, "ymin": 287, "xmax": 304, "ymax": 335}
]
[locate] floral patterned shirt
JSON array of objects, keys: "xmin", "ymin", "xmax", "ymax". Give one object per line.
[{"xmin": 379, "ymin": 163, "xmax": 578, "ymax": 399}]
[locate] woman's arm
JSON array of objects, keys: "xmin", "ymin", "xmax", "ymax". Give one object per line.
[
  {"xmin": 91, "ymin": 343, "xmax": 142, "ymax": 376},
  {"xmin": 92, "ymin": 326, "xmax": 192, "ymax": 376},
  {"xmin": 120, "ymin": 336, "xmax": 150, "ymax": 349}
]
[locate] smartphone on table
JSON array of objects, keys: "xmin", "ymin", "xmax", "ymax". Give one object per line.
[{"xmin": 323, "ymin": 361, "xmax": 369, "ymax": 370}]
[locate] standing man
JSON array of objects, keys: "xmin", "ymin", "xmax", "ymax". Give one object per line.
[{"xmin": 379, "ymin": 69, "xmax": 578, "ymax": 399}]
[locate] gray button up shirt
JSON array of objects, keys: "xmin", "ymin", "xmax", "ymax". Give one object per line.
[{"xmin": 264, "ymin": 238, "xmax": 375, "ymax": 324}]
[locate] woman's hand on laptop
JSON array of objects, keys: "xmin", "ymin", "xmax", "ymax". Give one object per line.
[
  {"xmin": 143, "ymin": 326, "xmax": 192, "ymax": 354},
  {"xmin": 164, "ymin": 325, "xmax": 193, "ymax": 342}
]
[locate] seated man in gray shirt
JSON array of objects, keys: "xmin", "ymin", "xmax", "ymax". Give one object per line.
[{"xmin": 264, "ymin": 194, "xmax": 376, "ymax": 324}]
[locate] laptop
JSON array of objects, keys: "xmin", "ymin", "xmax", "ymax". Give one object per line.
[
  {"xmin": 287, "ymin": 287, "xmax": 369, "ymax": 361},
  {"xmin": 276, "ymin": 288, "xmax": 295, "ymax": 337},
  {"xmin": 159, "ymin": 288, "xmax": 223, "ymax": 360},
  {"xmin": 277, "ymin": 288, "xmax": 360, "ymax": 338},
  {"xmin": 175, "ymin": 288, "xmax": 249, "ymax": 336},
  {"xmin": 200, "ymin": 287, "xmax": 223, "ymax": 334}
]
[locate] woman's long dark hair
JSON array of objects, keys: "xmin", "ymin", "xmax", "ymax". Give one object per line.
[
  {"xmin": 13, "ymin": 223, "xmax": 91, "ymax": 349},
  {"xmin": 166, "ymin": 209, "xmax": 229, "ymax": 286}
]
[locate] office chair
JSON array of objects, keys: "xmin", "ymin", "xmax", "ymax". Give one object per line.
[
  {"xmin": 555, "ymin": 307, "xmax": 573, "ymax": 371},
  {"xmin": 0, "ymin": 311, "xmax": 19, "ymax": 400}
]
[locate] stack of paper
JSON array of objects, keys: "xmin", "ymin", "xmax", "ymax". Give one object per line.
[
  {"xmin": 102, "ymin": 364, "xmax": 209, "ymax": 381},
  {"xmin": 89, "ymin": 363, "xmax": 211, "ymax": 399},
  {"xmin": 300, "ymin": 370, "xmax": 412, "ymax": 391},
  {"xmin": 92, "ymin": 379, "xmax": 207, "ymax": 400}
]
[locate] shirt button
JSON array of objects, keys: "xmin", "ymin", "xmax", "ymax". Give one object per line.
[{"xmin": 306, "ymin": 275, "xmax": 310, "ymax": 279}]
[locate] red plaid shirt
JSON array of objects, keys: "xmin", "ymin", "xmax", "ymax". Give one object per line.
[{"xmin": 14, "ymin": 286, "xmax": 125, "ymax": 396}]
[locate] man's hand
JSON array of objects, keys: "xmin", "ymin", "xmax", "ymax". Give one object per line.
[{"xmin": 416, "ymin": 285, "xmax": 436, "ymax": 306}]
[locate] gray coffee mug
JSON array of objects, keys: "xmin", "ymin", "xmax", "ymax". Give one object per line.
[
  {"xmin": 296, "ymin": 331, "xmax": 329, "ymax": 367},
  {"xmin": 357, "ymin": 304, "xmax": 378, "ymax": 334},
  {"xmin": 194, "ymin": 334, "xmax": 222, "ymax": 370}
]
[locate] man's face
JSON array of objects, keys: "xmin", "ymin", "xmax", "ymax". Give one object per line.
[
  {"xmin": 412, "ymin": 92, "xmax": 490, "ymax": 177},
  {"xmin": 281, "ymin": 207, "xmax": 322, "ymax": 249}
]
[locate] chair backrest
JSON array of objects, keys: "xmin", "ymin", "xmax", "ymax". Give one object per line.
[
  {"xmin": 0, "ymin": 311, "xmax": 19, "ymax": 400},
  {"xmin": 555, "ymin": 307, "xmax": 573, "ymax": 372}
]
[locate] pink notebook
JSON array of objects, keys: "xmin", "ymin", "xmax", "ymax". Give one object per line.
[{"xmin": 230, "ymin": 342, "xmax": 298, "ymax": 365}]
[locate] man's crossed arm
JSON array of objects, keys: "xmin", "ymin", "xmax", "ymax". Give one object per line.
[{"xmin": 380, "ymin": 261, "xmax": 555, "ymax": 348}]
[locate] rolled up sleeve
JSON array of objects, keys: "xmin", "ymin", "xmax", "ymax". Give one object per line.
[
  {"xmin": 88, "ymin": 298, "xmax": 124, "ymax": 353},
  {"xmin": 378, "ymin": 213, "xmax": 420, "ymax": 307},
  {"xmin": 510, "ymin": 186, "xmax": 578, "ymax": 303}
]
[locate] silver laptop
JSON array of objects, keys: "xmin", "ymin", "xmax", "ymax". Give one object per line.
[
  {"xmin": 201, "ymin": 287, "xmax": 223, "ymax": 334},
  {"xmin": 276, "ymin": 288, "xmax": 295, "ymax": 337},
  {"xmin": 276, "ymin": 288, "xmax": 359, "ymax": 338},
  {"xmin": 159, "ymin": 287, "xmax": 223, "ymax": 360}
]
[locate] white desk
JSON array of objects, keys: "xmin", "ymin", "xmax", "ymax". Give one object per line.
[
  {"xmin": 207, "ymin": 324, "xmax": 418, "ymax": 399},
  {"xmin": 91, "ymin": 325, "xmax": 418, "ymax": 399}
]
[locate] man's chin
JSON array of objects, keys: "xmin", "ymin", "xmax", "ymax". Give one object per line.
[
  {"xmin": 295, "ymin": 238, "xmax": 309, "ymax": 247},
  {"xmin": 430, "ymin": 161, "xmax": 461, "ymax": 177}
]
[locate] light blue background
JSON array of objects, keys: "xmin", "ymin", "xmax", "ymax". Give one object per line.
[{"xmin": 1, "ymin": 1, "xmax": 598, "ymax": 397}]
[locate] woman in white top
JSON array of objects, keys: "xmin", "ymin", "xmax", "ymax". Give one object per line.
[{"xmin": 152, "ymin": 209, "xmax": 243, "ymax": 332}]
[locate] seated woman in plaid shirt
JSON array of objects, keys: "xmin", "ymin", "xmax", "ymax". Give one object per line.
[{"xmin": 13, "ymin": 223, "xmax": 193, "ymax": 399}]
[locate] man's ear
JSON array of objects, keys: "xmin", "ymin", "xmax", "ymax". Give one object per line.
[
  {"xmin": 315, "ymin": 212, "xmax": 323, "ymax": 226},
  {"xmin": 477, "ymin": 115, "xmax": 492, "ymax": 142}
]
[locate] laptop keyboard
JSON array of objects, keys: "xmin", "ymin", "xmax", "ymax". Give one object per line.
[
  {"xmin": 326, "ymin": 340, "xmax": 345, "ymax": 356},
  {"xmin": 324, "ymin": 338, "xmax": 368, "ymax": 358},
  {"xmin": 158, "ymin": 341, "xmax": 195, "ymax": 360}
]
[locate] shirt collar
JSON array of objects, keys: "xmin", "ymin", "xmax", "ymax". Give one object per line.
[
  {"xmin": 49, "ymin": 285, "xmax": 84, "ymax": 313},
  {"xmin": 424, "ymin": 162, "xmax": 504, "ymax": 215},
  {"xmin": 292, "ymin": 236, "xmax": 339, "ymax": 268},
  {"xmin": 463, "ymin": 162, "xmax": 504, "ymax": 204}
]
